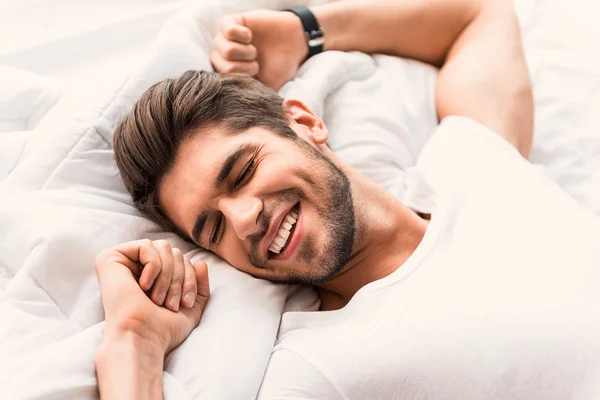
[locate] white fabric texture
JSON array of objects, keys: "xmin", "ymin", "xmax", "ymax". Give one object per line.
[
  {"xmin": 259, "ymin": 117, "xmax": 600, "ymax": 400},
  {"xmin": 0, "ymin": 2, "xmax": 305, "ymax": 399},
  {"xmin": 517, "ymin": 0, "xmax": 600, "ymax": 215},
  {"xmin": 0, "ymin": 0, "xmax": 187, "ymax": 81},
  {"xmin": 0, "ymin": 67, "xmax": 61, "ymax": 179},
  {"xmin": 0, "ymin": 0, "xmax": 184, "ymax": 181},
  {"xmin": 0, "ymin": 67, "xmax": 62, "ymax": 133},
  {"xmin": 1, "ymin": 0, "xmax": 600, "ymax": 398},
  {"xmin": 0, "ymin": 0, "xmax": 433, "ymax": 398}
]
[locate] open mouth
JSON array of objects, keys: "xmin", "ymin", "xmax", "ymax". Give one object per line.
[{"xmin": 268, "ymin": 203, "xmax": 299, "ymax": 256}]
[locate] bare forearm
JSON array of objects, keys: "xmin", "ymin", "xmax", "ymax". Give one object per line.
[
  {"xmin": 96, "ymin": 331, "xmax": 164, "ymax": 400},
  {"xmin": 312, "ymin": 0, "xmax": 480, "ymax": 66}
]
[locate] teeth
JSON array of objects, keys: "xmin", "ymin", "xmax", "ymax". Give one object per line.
[
  {"xmin": 269, "ymin": 246, "xmax": 280, "ymax": 254},
  {"xmin": 269, "ymin": 208, "xmax": 299, "ymax": 254}
]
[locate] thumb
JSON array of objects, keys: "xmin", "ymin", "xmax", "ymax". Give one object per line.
[
  {"xmin": 184, "ymin": 261, "xmax": 210, "ymax": 326},
  {"xmin": 193, "ymin": 260, "xmax": 210, "ymax": 301}
]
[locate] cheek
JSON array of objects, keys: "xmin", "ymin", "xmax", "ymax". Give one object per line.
[
  {"xmin": 216, "ymin": 234, "xmax": 255, "ymax": 271},
  {"xmin": 298, "ymin": 200, "xmax": 328, "ymax": 244},
  {"xmin": 254, "ymin": 152, "xmax": 312, "ymax": 190}
]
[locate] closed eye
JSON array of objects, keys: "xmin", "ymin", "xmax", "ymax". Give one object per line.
[
  {"xmin": 234, "ymin": 158, "xmax": 256, "ymax": 188},
  {"xmin": 211, "ymin": 214, "xmax": 223, "ymax": 245}
]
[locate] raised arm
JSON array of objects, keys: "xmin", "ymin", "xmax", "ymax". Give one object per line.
[{"xmin": 212, "ymin": 0, "xmax": 533, "ymax": 157}]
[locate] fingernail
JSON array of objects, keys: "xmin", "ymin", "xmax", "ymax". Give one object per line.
[
  {"xmin": 184, "ymin": 292, "xmax": 196, "ymax": 308},
  {"xmin": 158, "ymin": 289, "xmax": 167, "ymax": 305},
  {"xmin": 170, "ymin": 295, "xmax": 181, "ymax": 311}
]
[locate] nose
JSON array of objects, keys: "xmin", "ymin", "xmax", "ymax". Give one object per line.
[{"xmin": 219, "ymin": 195, "xmax": 263, "ymax": 240}]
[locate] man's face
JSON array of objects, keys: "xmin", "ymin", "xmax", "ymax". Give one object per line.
[{"xmin": 159, "ymin": 114, "xmax": 355, "ymax": 285}]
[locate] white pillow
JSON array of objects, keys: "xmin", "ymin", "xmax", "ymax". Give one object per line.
[
  {"xmin": 0, "ymin": 67, "xmax": 62, "ymax": 133},
  {"xmin": 0, "ymin": 130, "xmax": 32, "ymax": 181},
  {"xmin": 283, "ymin": 51, "xmax": 438, "ymax": 203},
  {"xmin": 518, "ymin": 0, "xmax": 600, "ymax": 215},
  {"xmin": 0, "ymin": 2, "xmax": 318, "ymax": 398}
]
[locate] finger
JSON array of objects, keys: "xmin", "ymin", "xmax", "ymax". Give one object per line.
[
  {"xmin": 137, "ymin": 240, "xmax": 162, "ymax": 291},
  {"xmin": 194, "ymin": 261, "xmax": 210, "ymax": 300},
  {"xmin": 210, "ymin": 53, "xmax": 259, "ymax": 76},
  {"xmin": 221, "ymin": 15, "xmax": 252, "ymax": 44},
  {"xmin": 182, "ymin": 261, "xmax": 210, "ymax": 327},
  {"xmin": 166, "ymin": 248, "xmax": 185, "ymax": 312},
  {"xmin": 182, "ymin": 258, "xmax": 197, "ymax": 308},
  {"xmin": 214, "ymin": 34, "xmax": 257, "ymax": 62},
  {"xmin": 112, "ymin": 239, "xmax": 157, "ymax": 277},
  {"xmin": 151, "ymin": 240, "xmax": 174, "ymax": 306},
  {"xmin": 95, "ymin": 249, "xmax": 139, "ymax": 305}
]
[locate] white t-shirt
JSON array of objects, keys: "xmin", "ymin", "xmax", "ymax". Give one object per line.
[{"xmin": 258, "ymin": 117, "xmax": 600, "ymax": 400}]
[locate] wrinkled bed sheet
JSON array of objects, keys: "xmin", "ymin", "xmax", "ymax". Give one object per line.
[{"xmin": 1, "ymin": 0, "xmax": 600, "ymax": 398}]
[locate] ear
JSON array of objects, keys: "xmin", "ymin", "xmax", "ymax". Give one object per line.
[{"xmin": 283, "ymin": 98, "xmax": 329, "ymax": 145}]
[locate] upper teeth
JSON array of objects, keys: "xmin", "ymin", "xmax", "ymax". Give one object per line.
[{"xmin": 269, "ymin": 209, "xmax": 298, "ymax": 254}]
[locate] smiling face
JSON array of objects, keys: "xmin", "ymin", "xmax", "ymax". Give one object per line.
[
  {"xmin": 158, "ymin": 119, "xmax": 355, "ymax": 285},
  {"xmin": 113, "ymin": 71, "xmax": 357, "ymax": 285}
]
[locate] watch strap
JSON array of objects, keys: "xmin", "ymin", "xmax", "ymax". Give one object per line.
[{"xmin": 284, "ymin": 6, "xmax": 324, "ymax": 60}]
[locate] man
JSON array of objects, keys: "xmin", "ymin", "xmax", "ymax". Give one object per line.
[{"xmin": 95, "ymin": 0, "xmax": 600, "ymax": 398}]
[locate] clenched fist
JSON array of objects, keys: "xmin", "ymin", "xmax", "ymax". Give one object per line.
[{"xmin": 211, "ymin": 10, "xmax": 307, "ymax": 91}]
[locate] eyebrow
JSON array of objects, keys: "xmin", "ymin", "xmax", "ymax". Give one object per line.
[
  {"xmin": 191, "ymin": 143, "xmax": 256, "ymax": 244},
  {"xmin": 214, "ymin": 143, "xmax": 253, "ymax": 189}
]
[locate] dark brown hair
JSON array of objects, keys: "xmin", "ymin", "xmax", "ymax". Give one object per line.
[{"xmin": 113, "ymin": 70, "xmax": 293, "ymax": 230}]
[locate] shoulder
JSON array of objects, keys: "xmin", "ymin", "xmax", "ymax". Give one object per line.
[
  {"xmin": 258, "ymin": 348, "xmax": 342, "ymax": 400},
  {"xmin": 420, "ymin": 116, "xmax": 524, "ymax": 170},
  {"xmin": 414, "ymin": 116, "xmax": 534, "ymax": 194}
]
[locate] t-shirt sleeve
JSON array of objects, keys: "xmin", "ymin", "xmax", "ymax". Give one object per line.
[
  {"xmin": 410, "ymin": 116, "xmax": 538, "ymax": 203},
  {"xmin": 257, "ymin": 349, "xmax": 342, "ymax": 400}
]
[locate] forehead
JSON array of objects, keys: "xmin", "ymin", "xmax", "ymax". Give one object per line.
[{"xmin": 158, "ymin": 126, "xmax": 283, "ymax": 237}]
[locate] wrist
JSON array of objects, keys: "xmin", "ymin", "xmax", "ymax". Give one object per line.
[
  {"xmin": 284, "ymin": 6, "xmax": 326, "ymax": 61},
  {"xmin": 281, "ymin": 11, "xmax": 309, "ymax": 65},
  {"xmin": 105, "ymin": 316, "xmax": 168, "ymax": 354},
  {"xmin": 97, "ymin": 329, "xmax": 165, "ymax": 368},
  {"xmin": 97, "ymin": 332, "xmax": 164, "ymax": 400}
]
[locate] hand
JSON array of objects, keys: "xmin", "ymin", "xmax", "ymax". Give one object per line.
[
  {"xmin": 211, "ymin": 10, "xmax": 307, "ymax": 91},
  {"xmin": 96, "ymin": 239, "xmax": 210, "ymax": 354}
]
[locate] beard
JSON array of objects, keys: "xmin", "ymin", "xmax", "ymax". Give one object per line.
[{"xmin": 247, "ymin": 134, "xmax": 356, "ymax": 286}]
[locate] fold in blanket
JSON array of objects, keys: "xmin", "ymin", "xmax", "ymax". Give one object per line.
[{"xmin": 2, "ymin": 0, "xmax": 600, "ymax": 398}]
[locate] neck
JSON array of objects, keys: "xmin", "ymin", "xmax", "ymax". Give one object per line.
[{"xmin": 317, "ymin": 165, "xmax": 428, "ymax": 308}]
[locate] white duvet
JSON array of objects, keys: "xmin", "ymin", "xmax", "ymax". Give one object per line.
[{"xmin": 1, "ymin": 0, "xmax": 600, "ymax": 398}]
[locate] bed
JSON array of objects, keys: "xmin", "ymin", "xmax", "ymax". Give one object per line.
[{"xmin": 1, "ymin": 0, "xmax": 599, "ymax": 398}]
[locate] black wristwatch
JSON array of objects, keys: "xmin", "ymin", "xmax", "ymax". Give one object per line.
[{"xmin": 284, "ymin": 6, "xmax": 324, "ymax": 60}]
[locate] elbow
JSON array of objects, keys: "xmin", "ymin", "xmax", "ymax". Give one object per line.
[{"xmin": 507, "ymin": 78, "xmax": 535, "ymax": 159}]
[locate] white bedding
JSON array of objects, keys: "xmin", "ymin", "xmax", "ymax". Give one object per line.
[{"xmin": 1, "ymin": 0, "xmax": 600, "ymax": 398}]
